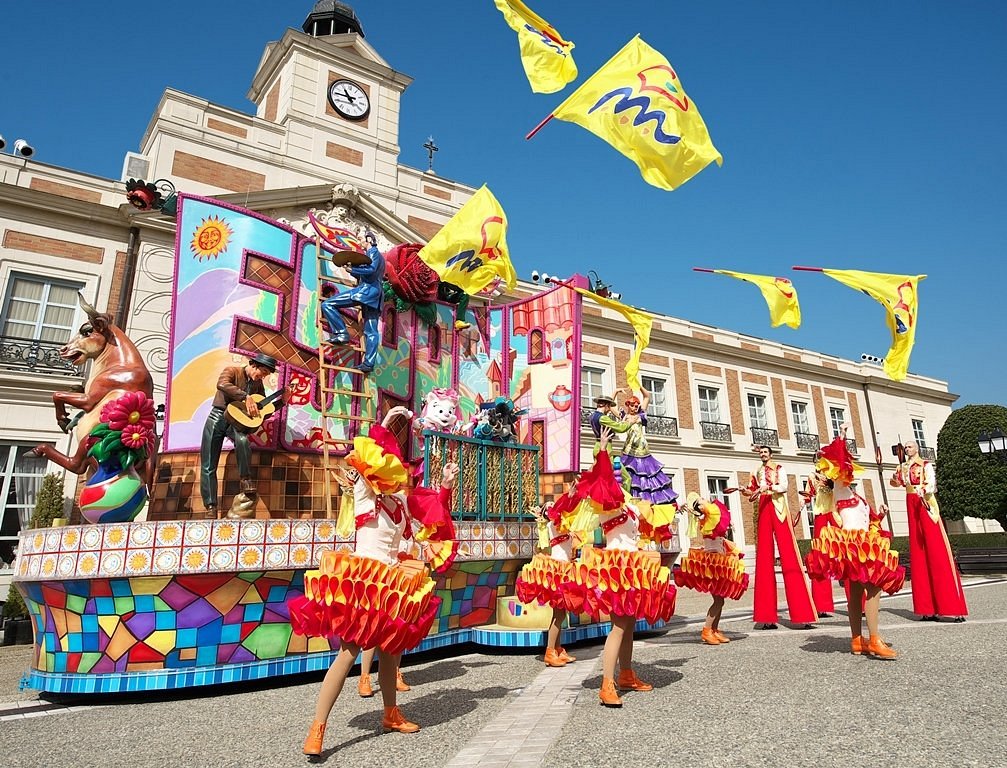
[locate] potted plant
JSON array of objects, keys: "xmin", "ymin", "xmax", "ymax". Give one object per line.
[{"xmin": 2, "ymin": 472, "xmax": 65, "ymax": 645}]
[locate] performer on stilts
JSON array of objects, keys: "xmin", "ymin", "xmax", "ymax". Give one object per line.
[
  {"xmin": 806, "ymin": 425, "xmax": 904, "ymax": 659},
  {"xmin": 289, "ymin": 410, "xmax": 459, "ymax": 758},
  {"xmin": 515, "ymin": 497, "xmax": 580, "ymax": 667},
  {"xmin": 747, "ymin": 445, "xmax": 817, "ymax": 629},
  {"xmin": 674, "ymin": 492, "xmax": 749, "ymax": 645},
  {"xmin": 563, "ymin": 428, "xmax": 677, "ymax": 708},
  {"xmin": 890, "ymin": 440, "xmax": 967, "ymax": 622}
]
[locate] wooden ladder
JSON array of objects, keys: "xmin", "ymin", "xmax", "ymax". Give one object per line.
[{"xmin": 315, "ymin": 238, "xmax": 378, "ymax": 518}]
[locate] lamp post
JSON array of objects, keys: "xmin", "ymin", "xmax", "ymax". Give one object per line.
[{"xmin": 977, "ymin": 427, "xmax": 1007, "ymax": 463}]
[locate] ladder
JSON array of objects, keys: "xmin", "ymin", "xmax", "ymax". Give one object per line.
[{"xmin": 315, "ymin": 235, "xmax": 378, "ymax": 518}]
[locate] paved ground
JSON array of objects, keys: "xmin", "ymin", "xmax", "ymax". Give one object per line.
[{"xmin": 1, "ymin": 576, "xmax": 1004, "ymax": 768}]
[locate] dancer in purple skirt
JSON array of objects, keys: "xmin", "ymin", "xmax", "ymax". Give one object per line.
[{"xmin": 617, "ymin": 388, "xmax": 679, "ymax": 517}]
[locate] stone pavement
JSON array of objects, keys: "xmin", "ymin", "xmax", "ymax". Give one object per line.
[{"xmin": 1, "ymin": 576, "xmax": 1005, "ymax": 768}]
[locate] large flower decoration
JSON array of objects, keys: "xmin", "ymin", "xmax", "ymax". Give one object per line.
[{"xmin": 89, "ymin": 392, "xmax": 157, "ymax": 471}]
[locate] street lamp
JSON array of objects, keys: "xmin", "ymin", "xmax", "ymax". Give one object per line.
[{"xmin": 977, "ymin": 427, "xmax": 1007, "ymax": 462}]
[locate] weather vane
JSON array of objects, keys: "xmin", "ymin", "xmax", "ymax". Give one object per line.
[{"xmin": 423, "ymin": 135, "xmax": 439, "ymax": 173}]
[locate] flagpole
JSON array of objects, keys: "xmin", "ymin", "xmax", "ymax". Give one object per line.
[
  {"xmin": 792, "ymin": 266, "xmax": 824, "ymax": 272},
  {"xmin": 692, "ymin": 268, "xmax": 716, "ymax": 273},
  {"xmin": 525, "ymin": 114, "xmax": 555, "ymax": 140},
  {"xmin": 526, "ymin": 35, "xmax": 641, "ymax": 141}
]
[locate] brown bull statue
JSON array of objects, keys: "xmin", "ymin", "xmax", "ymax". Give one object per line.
[{"xmin": 33, "ymin": 294, "xmax": 156, "ymax": 478}]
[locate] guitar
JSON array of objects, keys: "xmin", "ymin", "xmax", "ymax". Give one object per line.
[{"xmin": 225, "ymin": 390, "xmax": 285, "ymax": 433}]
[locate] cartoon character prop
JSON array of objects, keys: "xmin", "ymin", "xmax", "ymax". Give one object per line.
[
  {"xmin": 414, "ymin": 388, "xmax": 463, "ymax": 434},
  {"xmin": 320, "ymin": 234, "xmax": 385, "ymax": 373},
  {"xmin": 472, "ymin": 397, "xmax": 527, "ymax": 443}
]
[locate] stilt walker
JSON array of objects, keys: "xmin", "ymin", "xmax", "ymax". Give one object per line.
[
  {"xmin": 890, "ymin": 440, "xmax": 967, "ymax": 621},
  {"xmin": 747, "ymin": 445, "xmax": 817, "ymax": 628}
]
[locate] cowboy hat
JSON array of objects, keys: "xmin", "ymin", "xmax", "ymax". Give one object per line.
[
  {"xmin": 248, "ymin": 352, "xmax": 278, "ymax": 372},
  {"xmin": 594, "ymin": 394, "xmax": 617, "ymax": 406}
]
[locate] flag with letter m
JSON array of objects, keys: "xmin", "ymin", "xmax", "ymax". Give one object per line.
[
  {"xmin": 552, "ymin": 35, "xmax": 722, "ymax": 190},
  {"xmin": 494, "ymin": 0, "xmax": 577, "ymax": 94}
]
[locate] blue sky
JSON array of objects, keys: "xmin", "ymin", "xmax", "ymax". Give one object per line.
[{"xmin": 2, "ymin": 1, "xmax": 1005, "ymax": 406}]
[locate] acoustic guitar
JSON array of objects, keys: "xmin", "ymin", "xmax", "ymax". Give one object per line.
[{"xmin": 225, "ymin": 390, "xmax": 285, "ymax": 433}]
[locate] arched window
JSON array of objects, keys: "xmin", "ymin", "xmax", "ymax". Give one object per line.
[
  {"xmin": 382, "ymin": 305, "xmax": 397, "ymax": 348},
  {"xmin": 428, "ymin": 323, "xmax": 441, "ymax": 362},
  {"xmin": 528, "ymin": 328, "xmax": 546, "ymax": 363}
]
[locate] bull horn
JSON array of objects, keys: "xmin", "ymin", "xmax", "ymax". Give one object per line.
[{"xmin": 77, "ymin": 292, "xmax": 100, "ymax": 319}]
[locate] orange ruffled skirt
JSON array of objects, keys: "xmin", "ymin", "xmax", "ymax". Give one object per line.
[
  {"xmin": 515, "ymin": 554, "xmax": 574, "ymax": 610},
  {"xmin": 673, "ymin": 548, "xmax": 750, "ymax": 600},
  {"xmin": 563, "ymin": 548, "xmax": 677, "ymax": 624},
  {"xmin": 288, "ymin": 551, "xmax": 440, "ymax": 655},
  {"xmin": 805, "ymin": 527, "xmax": 905, "ymax": 595}
]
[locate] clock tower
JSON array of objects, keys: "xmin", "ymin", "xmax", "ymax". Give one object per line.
[{"xmin": 246, "ymin": 1, "xmax": 413, "ymax": 190}]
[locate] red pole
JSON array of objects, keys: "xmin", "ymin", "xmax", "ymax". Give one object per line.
[{"xmin": 525, "ymin": 114, "xmax": 555, "ymax": 141}]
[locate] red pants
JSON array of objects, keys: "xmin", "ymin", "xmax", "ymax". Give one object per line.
[
  {"xmin": 753, "ymin": 500, "xmax": 817, "ymax": 624},
  {"xmin": 906, "ymin": 495, "xmax": 968, "ymax": 617},
  {"xmin": 810, "ymin": 515, "xmax": 835, "ymax": 613}
]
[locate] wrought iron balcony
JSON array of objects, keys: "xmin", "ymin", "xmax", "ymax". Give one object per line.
[
  {"xmin": 919, "ymin": 445, "xmax": 936, "ymax": 461},
  {"xmin": 0, "ymin": 335, "xmax": 81, "ymax": 376},
  {"xmin": 580, "ymin": 405, "xmax": 594, "ymax": 427},
  {"xmin": 795, "ymin": 431, "xmax": 821, "ymax": 452},
  {"xmin": 700, "ymin": 421, "xmax": 732, "ymax": 442},
  {"xmin": 645, "ymin": 414, "xmax": 679, "ymax": 438},
  {"xmin": 750, "ymin": 426, "xmax": 779, "ymax": 448},
  {"xmin": 845, "ymin": 438, "xmax": 858, "ymax": 454}
]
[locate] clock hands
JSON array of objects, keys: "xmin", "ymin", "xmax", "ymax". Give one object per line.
[{"xmin": 335, "ymin": 88, "xmax": 356, "ymax": 104}]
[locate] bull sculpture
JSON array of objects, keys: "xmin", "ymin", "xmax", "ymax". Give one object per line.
[{"xmin": 33, "ymin": 294, "xmax": 156, "ymax": 482}]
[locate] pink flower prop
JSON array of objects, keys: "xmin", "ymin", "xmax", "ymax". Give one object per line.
[
  {"xmin": 101, "ymin": 392, "xmax": 156, "ymax": 432},
  {"xmin": 121, "ymin": 426, "xmax": 150, "ymax": 450}
]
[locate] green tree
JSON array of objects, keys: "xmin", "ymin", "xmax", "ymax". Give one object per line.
[
  {"xmin": 4, "ymin": 473, "xmax": 66, "ymax": 619},
  {"xmin": 936, "ymin": 405, "xmax": 1007, "ymax": 532}
]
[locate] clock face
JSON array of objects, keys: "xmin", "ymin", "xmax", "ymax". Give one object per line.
[{"xmin": 327, "ymin": 79, "xmax": 370, "ymax": 121}]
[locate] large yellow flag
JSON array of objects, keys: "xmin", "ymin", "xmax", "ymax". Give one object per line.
[
  {"xmin": 714, "ymin": 271, "xmax": 802, "ymax": 329},
  {"xmin": 573, "ymin": 287, "xmax": 653, "ymax": 391},
  {"xmin": 418, "ymin": 185, "xmax": 517, "ymax": 295},
  {"xmin": 551, "ymin": 35, "xmax": 722, "ymax": 190},
  {"xmin": 821, "ymin": 269, "xmax": 926, "ymax": 381},
  {"xmin": 494, "ymin": 0, "xmax": 577, "ymax": 94}
]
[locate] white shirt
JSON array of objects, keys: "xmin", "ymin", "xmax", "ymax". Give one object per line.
[
  {"xmin": 832, "ymin": 483, "xmax": 869, "ymax": 531},
  {"xmin": 548, "ymin": 520, "xmax": 574, "ymax": 562},
  {"xmin": 352, "ymin": 479, "xmax": 408, "ymax": 566}
]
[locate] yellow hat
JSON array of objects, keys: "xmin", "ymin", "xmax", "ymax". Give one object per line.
[{"xmin": 686, "ymin": 491, "xmax": 702, "ymax": 510}]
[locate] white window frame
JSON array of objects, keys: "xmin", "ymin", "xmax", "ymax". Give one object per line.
[
  {"xmin": 911, "ymin": 418, "xmax": 927, "ymax": 448},
  {"xmin": 0, "ymin": 444, "xmax": 52, "ymax": 566},
  {"xmin": 581, "ymin": 366, "xmax": 607, "ymax": 408},
  {"xmin": 698, "ymin": 385, "xmax": 722, "ymax": 424},
  {"xmin": 791, "ymin": 400, "xmax": 811, "ymax": 434},
  {"xmin": 641, "ymin": 376, "xmax": 667, "ymax": 417},
  {"xmin": 706, "ymin": 475, "xmax": 740, "ymax": 546},
  {"xmin": 829, "ymin": 406, "xmax": 847, "ymax": 438},
  {"xmin": 0, "ymin": 273, "xmax": 83, "ymax": 343},
  {"xmin": 746, "ymin": 392, "xmax": 770, "ymax": 429}
]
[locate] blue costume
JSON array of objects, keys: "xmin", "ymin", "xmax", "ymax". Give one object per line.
[{"xmin": 320, "ymin": 244, "xmax": 385, "ymax": 372}]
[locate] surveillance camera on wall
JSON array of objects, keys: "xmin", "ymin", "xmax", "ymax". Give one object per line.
[
  {"xmin": 13, "ymin": 139, "xmax": 34, "ymax": 158},
  {"xmin": 0, "ymin": 135, "xmax": 6, "ymax": 151},
  {"xmin": 530, "ymin": 270, "xmax": 541, "ymax": 283}
]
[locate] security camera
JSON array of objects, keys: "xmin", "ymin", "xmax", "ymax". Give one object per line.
[
  {"xmin": 541, "ymin": 273, "xmax": 551, "ymax": 284},
  {"xmin": 0, "ymin": 135, "xmax": 6, "ymax": 151},
  {"xmin": 530, "ymin": 270, "xmax": 541, "ymax": 283},
  {"xmin": 610, "ymin": 292, "xmax": 622, "ymax": 301},
  {"xmin": 13, "ymin": 139, "xmax": 34, "ymax": 158}
]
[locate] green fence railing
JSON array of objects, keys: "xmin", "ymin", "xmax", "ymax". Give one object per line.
[{"xmin": 421, "ymin": 430, "xmax": 540, "ymax": 521}]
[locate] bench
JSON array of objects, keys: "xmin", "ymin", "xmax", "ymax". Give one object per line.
[{"xmin": 954, "ymin": 547, "xmax": 1007, "ymax": 574}]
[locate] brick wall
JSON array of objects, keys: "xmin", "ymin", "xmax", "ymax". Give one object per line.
[
  {"xmin": 326, "ymin": 141, "xmax": 364, "ymax": 166},
  {"xmin": 2, "ymin": 230, "xmax": 103, "ymax": 263},
  {"xmin": 674, "ymin": 359, "xmax": 694, "ymax": 429},
  {"xmin": 264, "ymin": 81, "xmax": 280, "ymax": 122},
  {"xmin": 771, "ymin": 377, "xmax": 790, "ymax": 439},
  {"xmin": 407, "ymin": 215, "xmax": 441, "ymax": 240},
  {"xmin": 171, "ymin": 151, "xmax": 266, "ymax": 193},
  {"xmin": 582, "ymin": 341, "xmax": 610, "ymax": 357},
  {"xmin": 423, "ymin": 185, "xmax": 451, "ymax": 201},
  {"xmin": 811, "ymin": 385, "xmax": 829, "ymax": 442},
  {"xmin": 725, "ymin": 368, "xmax": 744, "ymax": 435},
  {"xmin": 207, "ymin": 118, "xmax": 248, "ymax": 139},
  {"xmin": 28, "ymin": 178, "xmax": 101, "ymax": 203}
]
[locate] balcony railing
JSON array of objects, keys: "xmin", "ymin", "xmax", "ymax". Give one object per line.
[
  {"xmin": 750, "ymin": 426, "xmax": 779, "ymax": 448},
  {"xmin": 0, "ymin": 335, "xmax": 81, "ymax": 376},
  {"xmin": 645, "ymin": 414, "xmax": 679, "ymax": 438},
  {"xmin": 845, "ymin": 438, "xmax": 858, "ymax": 455},
  {"xmin": 422, "ymin": 430, "xmax": 539, "ymax": 521},
  {"xmin": 795, "ymin": 431, "xmax": 821, "ymax": 452},
  {"xmin": 919, "ymin": 446, "xmax": 936, "ymax": 461},
  {"xmin": 578, "ymin": 406, "xmax": 678, "ymax": 438},
  {"xmin": 700, "ymin": 421, "xmax": 732, "ymax": 442}
]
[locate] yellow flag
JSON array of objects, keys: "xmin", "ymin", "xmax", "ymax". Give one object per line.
[
  {"xmin": 573, "ymin": 287, "xmax": 653, "ymax": 391},
  {"xmin": 552, "ymin": 36, "xmax": 722, "ymax": 190},
  {"xmin": 714, "ymin": 271, "xmax": 802, "ymax": 329},
  {"xmin": 418, "ymin": 185, "xmax": 517, "ymax": 295},
  {"xmin": 821, "ymin": 269, "xmax": 926, "ymax": 381},
  {"xmin": 494, "ymin": 0, "xmax": 577, "ymax": 94}
]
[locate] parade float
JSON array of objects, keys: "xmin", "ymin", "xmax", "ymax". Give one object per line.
[{"xmin": 11, "ymin": 195, "xmax": 677, "ymax": 694}]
